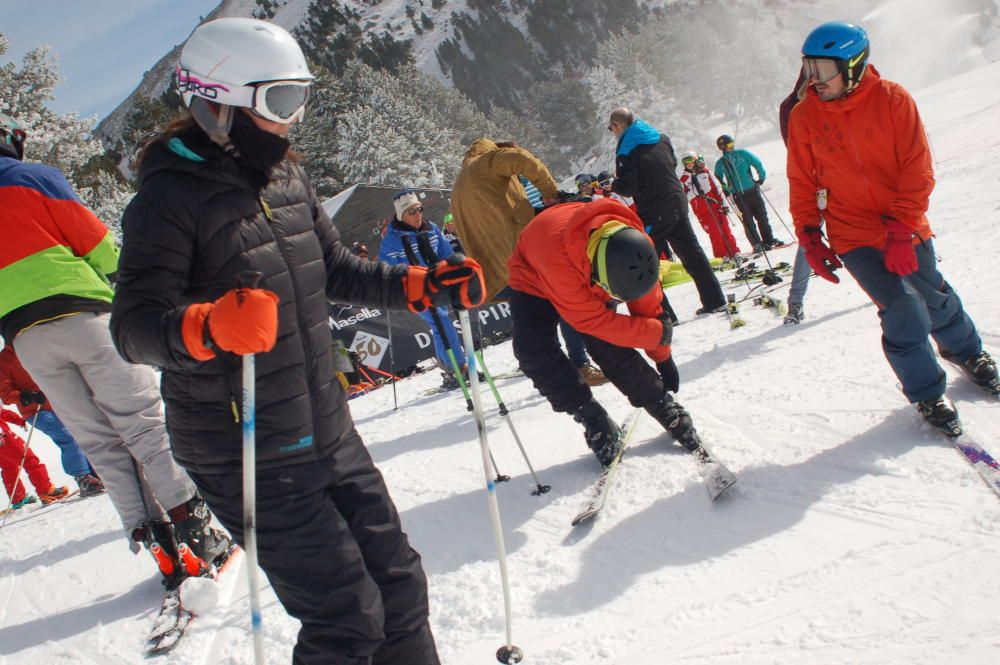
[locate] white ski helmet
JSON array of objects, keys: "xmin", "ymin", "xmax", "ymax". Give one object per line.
[
  {"xmin": 178, "ymin": 18, "xmax": 313, "ymax": 131},
  {"xmin": 680, "ymin": 150, "xmax": 699, "ymax": 168}
]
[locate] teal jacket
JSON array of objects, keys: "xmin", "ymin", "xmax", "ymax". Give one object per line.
[{"xmin": 714, "ymin": 149, "xmax": 765, "ymax": 194}]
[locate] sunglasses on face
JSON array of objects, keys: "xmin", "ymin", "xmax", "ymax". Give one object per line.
[
  {"xmin": 802, "ymin": 57, "xmax": 841, "ymax": 84},
  {"xmin": 404, "ymin": 206, "xmax": 424, "ymax": 215}
]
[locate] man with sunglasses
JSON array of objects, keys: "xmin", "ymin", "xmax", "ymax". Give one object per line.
[
  {"xmin": 507, "ymin": 198, "xmax": 706, "ymax": 468},
  {"xmin": 379, "ymin": 190, "xmax": 472, "ymax": 390},
  {"xmin": 713, "ymin": 135, "xmax": 780, "ymax": 252},
  {"xmin": 112, "ymin": 18, "xmax": 454, "ymax": 665},
  {"xmin": 787, "ymin": 21, "xmax": 997, "ymax": 434}
]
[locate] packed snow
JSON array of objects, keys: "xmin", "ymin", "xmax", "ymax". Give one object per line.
[{"xmin": 2, "ymin": 56, "xmax": 999, "ymax": 665}]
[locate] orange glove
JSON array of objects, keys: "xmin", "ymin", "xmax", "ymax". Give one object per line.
[
  {"xmin": 182, "ymin": 288, "xmax": 280, "ymax": 360},
  {"xmin": 403, "ymin": 254, "xmax": 486, "ymax": 312}
]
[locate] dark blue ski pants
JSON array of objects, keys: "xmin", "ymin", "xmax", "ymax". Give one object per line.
[{"xmin": 841, "ymin": 240, "xmax": 982, "ymax": 403}]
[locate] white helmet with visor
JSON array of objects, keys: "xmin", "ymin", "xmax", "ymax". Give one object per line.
[{"xmin": 178, "ymin": 18, "xmax": 313, "ymax": 127}]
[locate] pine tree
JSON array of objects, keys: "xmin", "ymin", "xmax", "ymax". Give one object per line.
[{"xmin": 0, "ymin": 32, "xmax": 133, "ymax": 233}]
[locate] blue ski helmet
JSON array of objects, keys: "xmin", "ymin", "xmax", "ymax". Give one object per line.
[{"xmin": 801, "ymin": 21, "xmax": 870, "ymax": 92}]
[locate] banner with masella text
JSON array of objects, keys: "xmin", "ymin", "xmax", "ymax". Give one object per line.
[{"xmin": 328, "ymin": 301, "xmax": 514, "ymax": 372}]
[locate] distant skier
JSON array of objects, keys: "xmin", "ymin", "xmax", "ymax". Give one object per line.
[
  {"xmin": 714, "ymin": 135, "xmax": 781, "ymax": 251},
  {"xmin": 607, "ymin": 107, "xmax": 725, "ymax": 315},
  {"xmin": 0, "ymin": 346, "xmax": 105, "ymax": 497},
  {"xmin": 779, "ymin": 68, "xmax": 812, "ymax": 325},
  {"xmin": 507, "ymin": 197, "xmax": 710, "ymax": 466},
  {"xmin": 679, "ymin": 151, "xmax": 742, "ymax": 260},
  {"xmin": 379, "ymin": 189, "xmax": 470, "ymax": 390},
  {"xmin": 787, "ymin": 21, "xmax": 998, "ymax": 433},
  {"xmin": 0, "ymin": 407, "xmax": 69, "ymax": 509}
]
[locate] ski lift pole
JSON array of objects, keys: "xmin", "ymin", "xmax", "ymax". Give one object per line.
[{"xmin": 385, "ymin": 309, "xmax": 399, "ymax": 410}]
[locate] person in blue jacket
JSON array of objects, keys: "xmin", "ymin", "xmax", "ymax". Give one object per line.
[
  {"xmin": 379, "ymin": 190, "xmax": 469, "ymax": 388},
  {"xmin": 713, "ymin": 135, "xmax": 781, "ymax": 251}
]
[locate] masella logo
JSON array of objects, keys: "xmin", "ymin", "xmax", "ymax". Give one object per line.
[{"xmin": 329, "ymin": 307, "xmax": 383, "ymax": 331}]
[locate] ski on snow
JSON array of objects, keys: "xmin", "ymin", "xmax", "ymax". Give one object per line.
[
  {"xmin": 571, "ymin": 410, "xmax": 738, "ymax": 526},
  {"xmin": 571, "ymin": 408, "xmax": 644, "ymax": 526},
  {"xmin": 927, "ymin": 396, "xmax": 1000, "ymax": 499},
  {"xmin": 146, "ymin": 545, "xmax": 243, "ymax": 657}
]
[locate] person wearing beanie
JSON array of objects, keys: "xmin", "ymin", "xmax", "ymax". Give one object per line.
[{"xmin": 380, "ymin": 190, "xmax": 472, "ymax": 390}]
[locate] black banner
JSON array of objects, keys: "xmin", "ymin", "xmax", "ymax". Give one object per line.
[{"xmin": 328, "ymin": 302, "xmax": 513, "ymax": 372}]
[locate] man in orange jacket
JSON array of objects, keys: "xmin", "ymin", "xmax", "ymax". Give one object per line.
[
  {"xmin": 507, "ymin": 198, "xmax": 708, "ymax": 466},
  {"xmin": 787, "ymin": 21, "xmax": 997, "ymax": 435}
]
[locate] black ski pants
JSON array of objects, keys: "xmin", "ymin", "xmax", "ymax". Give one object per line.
[
  {"xmin": 648, "ymin": 217, "xmax": 725, "ymax": 311},
  {"xmin": 189, "ymin": 430, "xmax": 439, "ymax": 665},
  {"xmin": 511, "ymin": 290, "xmax": 665, "ymax": 413},
  {"xmin": 732, "ymin": 187, "xmax": 774, "ymax": 248}
]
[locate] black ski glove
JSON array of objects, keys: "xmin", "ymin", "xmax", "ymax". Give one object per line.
[
  {"xmin": 657, "ymin": 357, "xmax": 680, "ymax": 393},
  {"xmin": 20, "ymin": 390, "xmax": 45, "ymax": 406},
  {"xmin": 755, "ymin": 178, "xmax": 765, "ymax": 187}
]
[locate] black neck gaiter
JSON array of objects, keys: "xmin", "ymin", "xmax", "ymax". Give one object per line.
[{"xmin": 228, "ymin": 110, "xmax": 290, "ymax": 189}]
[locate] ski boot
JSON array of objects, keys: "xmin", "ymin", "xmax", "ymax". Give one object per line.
[
  {"xmin": 570, "ymin": 400, "xmax": 622, "ymax": 466},
  {"xmin": 38, "ymin": 485, "xmax": 70, "ymax": 505},
  {"xmin": 440, "ymin": 371, "xmax": 460, "ymax": 391},
  {"xmin": 783, "ymin": 302, "xmax": 804, "ymax": 325},
  {"xmin": 645, "ymin": 392, "xmax": 703, "ymax": 454},
  {"xmin": 75, "ymin": 473, "xmax": 106, "ymax": 498},
  {"xmin": 962, "ymin": 351, "xmax": 1000, "ymax": 396},
  {"xmin": 168, "ymin": 494, "xmax": 233, "ymax": 574},
  {"xmin": 917, "ymin": 396, "xmax": 962, "ymax": 437},
  {"xmin": 11, "ymin": 495, "xmax": 37, "ymax": 510},
  {"xmin": 132, "ymin": 520, "xmax": 187, "ymax": 590},
  {"xmin": 578, "ymin": 363, "xmax": 610, "ymax": 387}
]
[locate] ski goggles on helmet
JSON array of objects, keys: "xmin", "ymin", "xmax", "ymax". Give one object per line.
[
  {"xmin": 586, "ymin": 221, "xmax": 629, "ymax": 299},
  {"xmin": 801, "ymin": 57, "xmax": 842, "ymax": 84},
  {"xmin": 681, "ymin": 155, "xmax": 697, "ymax": 166},
  {"xmin": 177, "ymin": 68, "xmax": 311, "ymax": 124}
]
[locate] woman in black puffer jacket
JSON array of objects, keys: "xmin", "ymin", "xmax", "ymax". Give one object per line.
[{"xmin": 110, "ymin": 18, "xmax": 482, "ymax": 665}]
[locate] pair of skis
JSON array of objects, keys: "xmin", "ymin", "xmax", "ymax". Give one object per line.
[{"xmin": 571, "ymin": 409, "xmax": 737, "ymax": 526}]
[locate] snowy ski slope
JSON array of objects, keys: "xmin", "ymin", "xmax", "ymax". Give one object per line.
[{"xmin": 1, "ymin": 59, "xmax": 999, "ymax": 665}]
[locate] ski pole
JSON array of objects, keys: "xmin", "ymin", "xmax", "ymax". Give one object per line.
[
  {"xmin": 458, "ymin": 308, "xmax": 523, "ymax": 665},
  {"xmin": 237, "ymin": 270, "xmax": 266, "ymax": 665},
  {"xmin": 0, "ymin": 411, "xmax": 40, "ymax": 530},
  {"xmin": 757, "ymin": 186, "xmax": 795, "ymax": 240},
  {"xmin": 402, "ymin": 238, "xmax": 509, "ymax": 483},
  {"xmin": 474, "ymin": 348, "xmax": 550, "ymax": 495},
  {"xmin": 385, "ymin": 309, "xmax": 399, "ymax": 410}
]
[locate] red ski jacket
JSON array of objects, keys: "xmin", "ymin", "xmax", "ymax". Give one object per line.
[
  {"xmin": 0, "ymin": 346, "xmax": 51, "ymax": 418},
  {"xmin": 787, "ymin": 66, "xmax": 934, "ymax": 254},
  {"xmin": 507, "ymin": 198, "xmax": 669, "ymax": 361}
]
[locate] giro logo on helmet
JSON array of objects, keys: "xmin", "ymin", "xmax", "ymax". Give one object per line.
[{"xmin": 176, "ymin": 68, "xmax": 230, "ymax": 100}]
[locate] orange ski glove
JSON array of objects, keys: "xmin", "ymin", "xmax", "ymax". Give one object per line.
[{"xmin": 182, "ymin": 288, "xmax": 280, "ymax": 360}]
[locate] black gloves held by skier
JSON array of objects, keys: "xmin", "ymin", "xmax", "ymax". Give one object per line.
[
  {"xmin": 20, "ymin": 390, "xmax": 45, "ymax": 406},
  {"xmin": 755, "ymin": 178, "xmax": 765, "ymax": 186},
  {"xmin": 657, "ymin": 357, "xmax": 680, "ymax": 394}
]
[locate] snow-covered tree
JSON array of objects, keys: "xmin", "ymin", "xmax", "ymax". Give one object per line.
[{"xmin": 0, "ymin": 32, "xmax": 134, "ymax": 232}]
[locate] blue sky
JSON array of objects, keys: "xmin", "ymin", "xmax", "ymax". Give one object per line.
[{"xmin": 2, "ymin": 0, "xmax": 220, "ymax": 121}]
